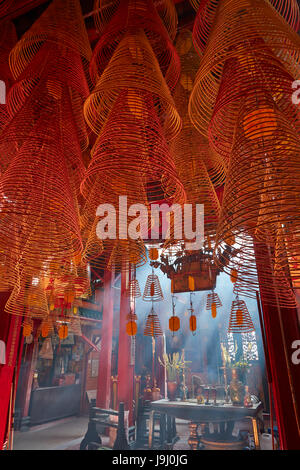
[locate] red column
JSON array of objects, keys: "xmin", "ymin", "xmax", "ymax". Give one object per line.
[
  {"xmin": 96, "ymin": 269, "xmax": 115, "ymax": 409},
  {"xmin": 255, "ymin": 245, "xmax": 300, "ymax": 449},
  {"xmin": 0, "ymin": 291, "xmax": 23, "ymax": 449},
  {"xmin": 117, "ymin": 266, "xmax": 134, "ymax": 425}
]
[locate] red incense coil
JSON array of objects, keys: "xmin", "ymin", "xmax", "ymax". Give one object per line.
[
  {"xmin": 143, "ymin": 273, "xmax": 164, "ymax": 302},
  {"xmin": 90, "ymin": 0, "xmax": 180, "ymax": 91},
  {"xmin": 228, "ymin": 297, "xmax": 255, "ymax": 334}
]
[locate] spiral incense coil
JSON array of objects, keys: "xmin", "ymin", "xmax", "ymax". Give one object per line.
[
  {"xmin": 9, "ymin": 0, "xmax": 91, "ymax": 80},
  {"xmin": 90, "ymin": 0, "xmax": 180, "ymax": 91},
  {"xmin": 0, "ymin": 117, "xmax": 83, "ymax": 277},
  {"xmin": 85, "ymin": 29, "xmax": 181, "ymax": 141},
  {"xmin": 206, "ymin": 292, "xmax": 222, "ymax": 310},
  {"xmin": 5, "ymin": 275, "xmax": 50, "ymax": 319},
  {"xmin": 143, "ymin": 273, "xmax": 164, "ymax": 301},
  {"xmin": 0, "ymin": 21, "xmax": 17, "ymax": 135},
  {"xmin": 144, "ymin": 309, "xmax": 163, "ymax": 337},
  {"xmin": 190, "ymin": 0, "xmax": 299, "ymax": 55},
  {"xmin": 205, "ymin": 48, "xmax": 300, "ymax": 165},
  {"xmin": 228, "ymin": 296, "xmax": 255, "ymax": 333},
  {"xmin": 94, "ymin": 0, "xmax": 178, "ymax": 41},
  {"xmin": 189, "ymin": 0, "xmax": 300, "ymax": 145},
  {"xmin": 128, "ymin": 279, "xmax": 142, "ymax": 298}
]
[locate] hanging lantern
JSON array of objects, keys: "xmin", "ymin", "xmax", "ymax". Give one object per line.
[
  {"xmin": 148, "ymin": 247, "xmax": 159, "ymax": 261},
  {"xmin": 188, "ymin": 275, "xmax": 195, "ymax": 291},
  {"xmin": 228, "ymin": 296, "xmax": 255, "ymax": 333},
  {"xmin": 143, "ymin": 273, "xmax": 164, "ymax": 301},
  {"xmin": 230, "ymin": 269, "xmax": 238, "ymax": 284},
  {"xmin": 58, "ymin": 323, "xmax": 68, "ymax": 340},
  {"xmin": 169, "ymin": 316, "xmax": 180, "ymax": 332},
  {"xmin": 189, "ymin": 314, "xmax": 197, "ymax": 332}
]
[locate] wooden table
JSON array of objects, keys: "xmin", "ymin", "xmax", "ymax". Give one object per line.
[{"xmin": 149, "ymin": 399, "xmax": 263, "ymax": 450}]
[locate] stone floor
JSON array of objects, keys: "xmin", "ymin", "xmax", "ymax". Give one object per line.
[{"xmin": 12, "ymin": 415, "xmax": 261, "ymax": 451}]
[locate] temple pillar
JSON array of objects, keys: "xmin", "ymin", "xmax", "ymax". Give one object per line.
[
  {"xmin": 96, "ymin": 269, "xmax": 115, "ymax": 409},
  {"xmin": 255, "ymin": 245, "xmax": 300, "ymax": 449},
  {"xmin": 0, "ymin": 291, "xmax": 24, "ymax": 449},
  {"xmin": 117, "ymin": 266, "xmax": 134, "ymax": 425}
]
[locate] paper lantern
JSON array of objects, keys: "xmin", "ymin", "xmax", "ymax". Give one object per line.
[{"xmin": 228, "ymin": 296, "xmax": 255, "ymax": 333}]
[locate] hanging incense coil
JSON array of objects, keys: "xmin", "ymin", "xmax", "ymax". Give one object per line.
[
  {"xmin": 0, "ymin": 21, "xmax": 17, "ymax": 134},
  {"xmin": 84, "ymin": 29, "xmax": 181, "ymax": 141},
  {"xmin": 189, "ymin": 0, "xmax": 300, "ymax": 164},
  {"xmin": 144, "ymin": 309, "xmax": 163, "ymax": 337},
  {"xmin": 91, "ymin": 0, "xmax": 180, "ymax": 92},
  {"xmin": 126, "ymin": 311, "xmax": 138, "ymax": 336},
  {"xmin": 190, "ymin": 0, "xmax": 299, "ymax": 56},
  {"xmin": 94, "ymin": 0, "xmax": 178, "ymax": 41},
  {"xmin": 9, "ymin": 0, "xmax": 91, "ymax": 79},
  {"xmin": 206, "ymin": 292, "xmax": 222, "ymax": 315},
  {"xmin": 228, "ymin": 297, "xmax": 255, "ymax": 333},
  {"xmin": 58, "ymin": 323, "xmax": 69, "ymax": 340},
  {"xmin": 5, "ymin": 275, "xmax": 50, "ymax": 319},
  {"xmin": 22, "ymin": 318, "xmax": 34, "ymax": 337},
  {"xmin": 128, "ymin": 279, "xmax": 141, "ymax": 298},
  {"xmin": 40, "ymin": 318, "xmax": 54, "ymax": 338},
  {"xmin": 143, "ymin": 273, "xmax": 164, "ymax": 301},
  {"xmin": 213, "ymin": 89, "xmax": 300, "ymax": 307}
]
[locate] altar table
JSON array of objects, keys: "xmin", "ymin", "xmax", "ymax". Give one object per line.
[{"xmin": 148, "ymin": 399, "xmax": 263, "ymax": 450}]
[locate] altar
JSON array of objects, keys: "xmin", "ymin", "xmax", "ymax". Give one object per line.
[{"xmin": 149, "ymin": 399, "xmax": 263, "ymax": 450}]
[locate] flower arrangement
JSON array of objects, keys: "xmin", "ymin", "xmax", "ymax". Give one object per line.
[{"xmin": 158, "ymin": 352, "xmax": 191, "ymax": 382}]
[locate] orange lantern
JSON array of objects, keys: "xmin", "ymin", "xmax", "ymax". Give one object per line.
[
  {"xmin": 58, "ymin": 323, "xmax": 68, "ymax": 340},
  {"xmin": 169, "ymin": 316, "xmax": 180, "ymax": 332},
  {"xmin": 188, "ymin": 275, "xmax": 195, "ymax": 291},
  {"xmin": 41, "ymin": 320, "xmax": 51, "ymax": 338},
  {"xmin": 23, "ymin": 320, "xmax": 33, "ymax": 337},
  {"xmin": 149, "ymin": 247, "xmax": 159, "ymax": 261},
  {"xmin": 189, "ymin": 315, "xmax": 197, "ymax": 332}
]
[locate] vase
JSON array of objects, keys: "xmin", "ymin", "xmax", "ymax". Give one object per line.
[
  {"xmin": 167, "ymin": 381, "xmax": 177, "ymax": 401},
  {"xmin": 229, "ymin": 368, "xmax": 244, "ymax": 406}
]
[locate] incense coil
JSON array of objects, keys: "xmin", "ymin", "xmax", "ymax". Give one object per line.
[
  {"xmin": 9, "ymin": 0, "xmax": 91, "ymax": 80},
  {"xmin": 91, "ymin": 0, "xmax": 179, "ymax": 91},
  {"xmin": 143, "ymin": 273, "xmax": 164, "ymax": 301},
  {"xmin": 205, "ymin": 49, "xmax": 300, "ymax": 165},
  {"xmin": 0, "ymin": 21, "xmax": 17, "ymax": 135},
  {"xmin": 85, "ymin": 29, "xmax": 181, "ymax": 141},
  {"xmin": 189, "ymin": 0, "xmax": 300, "ymax": 146},
  {"xmin": 128, "ymin": 279, "xmax": 142, "ymax": 298},
  {"xmin": 190, "ymin": 0, "xmax": 299, "ymax": 55},
  {"xmin": 0, "ymin": 115, "xmax": 83, "ymax": 277},
  {"xmin": 5, "ymin": 275, "xmax": 50, "ymax": 319},
  {"xmin": 206, "ymin": 292, "xmax": 222, "ymax": 310},
  {"xmin": 94, "ymin": 0, "xmax": 178, "ymax": 41},
  {"xmin": 228, "ymin": 297, "xmax": 255, "ymax": 334},
  {"xmin": 144, "ymin": 310, "xmax": 163, "ymax": 337}
]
